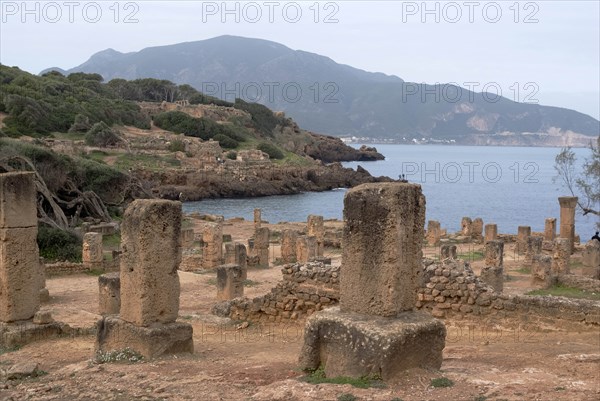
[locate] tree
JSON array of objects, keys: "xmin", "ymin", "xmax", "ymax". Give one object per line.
[{"xmin": 554, "ymin": 136, "xmax": 600, "ymax": 226}]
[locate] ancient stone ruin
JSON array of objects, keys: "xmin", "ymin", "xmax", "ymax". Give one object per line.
[
  {"xmin": 296, "ymin": 235, "xmax": 317, "ymax": 264},
  {"xmin": 82, "ymin": 232, "xmax": 103, "ymax": 269},
  {"xmin": 307, "ymin": 215, "xmax": 325, "ymax": 257},
  {"xmin": 516, "ymin": 226, "xmax": 531, "ymax": 255},
  {"xmin": 202, "ymin": 223, "xmax": 223, "ymax": 269},
  {"xmin": 471, "ymin": 218, "xmax": 484, "ymax": 243},
  {"xmin": 427, "ymin": 220, "xmax": 441, "ymax": 246},
  {"xmin": 224, "ymin": 242, "xmax": 247, "ymax": 268},
  {"xmin": 253, "ymin": 227, "xmax": 270, "ymax": 268},
  {"xmin": 281, "ymin": 229, "xmax": 298, "ymax": 263},
  {"xmin": 216, "ymin": 264, "xmax": 246, "ymax": 301},
  {"xmin": 558, "ymin": 196, "xmax": 577, "ymax": 254},
  {"xmin": 95, "ymin": 200, "xmax": 193, "ymax": 359},
  {"xmin": 0, "ymin": 172, "xmax": 63, "ymax": 347},
  {"xmin": 461, "ymin": 217, "xmax": 472, "ymax": 237},
  {"xmin": 484, "ymin": 223, "xmax": 497, "ymax": 242},
  {"xmin": 582, "ymin": 240, "xmax": 600, "ymax": 279},
  {"xmin": 253, "ymin": 208, "xmax": 261, "ymax": 230},
  {"xmin": 98, "ymin": 272, "xmax": 120, "ymax": 315},
  {"xmin": 480, "ymin": 240, "xmax": 504, "ymax": 293},
  {"xmin": 299, "ymin": 183, "xmax": 446, "ymax": 380}
]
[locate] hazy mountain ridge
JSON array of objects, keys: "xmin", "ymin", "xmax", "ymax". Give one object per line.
[{"xmin": 48, "ymin": 35, "xmax": 599, "ymax": 142}]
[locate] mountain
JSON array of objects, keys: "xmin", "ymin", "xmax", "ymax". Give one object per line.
[{"xmin": 58, "ymin": 35, "xmax": 599, "ymax": 143}]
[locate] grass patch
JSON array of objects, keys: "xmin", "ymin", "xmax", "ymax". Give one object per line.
[
  {"xmin": 243, "ymin": 279, "xmax": 259, "ymax": 287},
  {"xmin": 457, "ymin": 250, "xmax": 484, "ymax": 261},
  {"xmin": 0, "ymin": 345, "xmax": 21, "ymax": 356},
  {"xmin": 526, "ymin": 284, "xmax": 600, "ymax": 300},
  {"xmin": 569, "ymin": 261, "xmax": 584, "ymax": 269},
  {"xmin": 430, "ymin": 377, "xmax": 454, "ymax": 388},
  {"xmin": 337, "ymin": 394, "xmax": 357, "ymax": 401},
  {"xmin": 302, "ymin": 366, "xmax": 384, "ymax": 389},
  {"xmin": 94, "ymin": 348, "xmax": 143, "ymax": 364},
  {"xmin": 515, "ymin": 267, "xmax": 531, "ymax": 274},
  {"xmin": 206, "ymin": 278, "xmax": 217, "ymax": 286},
  {"xmin": 114, "ymin": 153, "xmax": 180, "ymax": 171},
  {"xmin": 86, "ymin": 268, "xmax": 105, "ymax": 277},
  {"xmin": 102, "ymin": 233, "xmax": 121, "ymax": 248}
]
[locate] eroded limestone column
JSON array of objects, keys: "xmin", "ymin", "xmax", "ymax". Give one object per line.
[
  {"xmin": 582, "ymin": 240, "xmax": 600, "ymax": 279},
  {"xmin": 531, "ymin": 255, "xmax": 554, "ymax": 288},
  {"xmin": 83, "ymin": 232, "xmax": 103, "ymax": 268},
  {"xmin": 524, "ymin": 236, "xmax": 543, "ymax": 266},
  {"xmin": 180, "ymin": 228, "xmax": 195, "ymax": 249},
  {"xmin": 427, "ymin": 220, "xmax": 441, "ymax": 246},
  {"xmin": 307, "ymin": 215, "xmax": 325, "ymax": 257},
  {"xmin": 472, "ymin": 218, "xmax": 484, "ymax": 243},
  {"xmin": 296, "ymin": 235, "xmax": 316, "ymax": 264},
  {"xmin": 461, "ymin": 217, "xmax": 472, "ymax": 237},
  {"xmin": 202, "ymin": 223, "xmax": 223, "ymax": 269},
  {"xmin": 224, "ymin": 243, "xmax": 236, "ymax": 265},
  {"xmin": 253, "ymin": 208, "xmax": 261, "ymax": 231},
  {"xmin": 234, "ymin": 243, "xmax": 247, "ymax": 269},
  {"xmin": 0, "ymin": 172, "xmax": 44, "ymax": 322},
  {"xmin": 216, "ymin": 264, "xmax": 245, "ymax": 301},
  {"xmin": 96, "ymin": 200, "xmax": 193, "ymax": 358},
  {"xmin": 544, "ymin": 218, "xmax": 556, "ymax": 242},
  {"xmin": 254, "ymin": 227, "xmax": 270, "ymax": 268},
  {"xmin": 558, "ymin": 197, "xmax": 577, "ymax": 254},
  {"xmin": 281, "ymin": 230, "xmax": 298, "ymax": 263},
  {"xmin": 484, "ymin": 224, "xmax": 497, "ymax": 242},
  {"xmin": 552, "ymin": 237, "xmax": 570, "ymax": 275},
  {"xmin": 440, "ymin": 244, "xmax": 457, "ymax": 260},
  {"xmin": 481, "ymin": 240, "xmax": 504, "ymax": 293},
  {"xmin": 516, "ymin": 226, "xmax": 531, "ymax": 255},
  {"xmin": 98, "ymin": 272, "xmax": 120, "ymax": 315},
  {"xmin": 341, "ymin": 183, "xmax": 425, "ymax": 315}
]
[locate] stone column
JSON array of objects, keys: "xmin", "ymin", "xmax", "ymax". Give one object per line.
[
  {"xmin": 281, "ymin": 230, "xmax": 298, "ymax": 263},
  {"xmin": 202, "ymin": 223, "xmax": 223, "ymax": 269},
  {"xmin": 558, "ymin": 197, "xmax": 577, "ymax": 254},
  {"xmin": 96, "ymin": 200, "xmax": 193, "ymax": 359},
  {"xmin": 296, "ymin": 236, "xmax": 317, "ymax": 264},
  {"xmin": 582, "ymin": 240, "xmax": 600, "ymax": 279},
  {"xmin": 481, "ymin": 240, "xmax": 504, "ymax": 293},
  {"xmin": 307, "ymin": 215, "xmax": 325, "ymax": 257},
  {"xmin": 544, "ymin": 218, "xmax": 556, "ymax": 242},
  {"xmin": 524, "ymin": 236, "xmax": 543, "ymax": 266},
  {"xmin": 234, "ymin": 243, "xmax": 247, "ymax": 270},
  {"xmin": 472, "ymin": 218, "xmax": 484, "ymax": 243},
  {"xmin": 461, "ymin": 217, "xmax": 472, "ymax": 237},
  {"xmin": 253, "ymin": 208, "xmax": 261, "ymax": 230},
  {"xmin": 0, "ymin": 172, "xmax": 44, "ymax": 322},
  {"xmin": 484, "ymin": 224, "xmax": 497, "ymax": 242},
  {"xmin": 98, "ymin": 272, "xmax": 120, "ymax": 315},
  {"xmin": 341, "ymin": 183, "xmax": 425, "ymax": 315},
  {"xmin": 83, "ymin": 232, "xmax": 103, "ymax": 268},
  {"xmin": 427, "ymin": 220, "xmax": 441, "ymax": 246},
  {"xmin": 224, "ymin": 243, "xmax": 236, "ymax": 265},
  {"xmin": 254, "ymin": 227, "xmax": 270, "ymax": 268},
  {"xmin": 516, "ymin": 226, "xmax": 531, "ymax": 255},
  {"xmin": 552, "ymin": 237, "xmax": 570, "ymax": 275},
  {"xmin": 180, "ymin": 228, "xmax": 195, "ymax": 249},
  {"xmin": 216, "ymin": 264, "xmax": 245, "ymax": 301},
  {"xmin": 299, "ymin": 183, "xmax": 445, "ymax": 380},
  {"xmin": 531, "ymin": 255, "xmax": 554, "ymax": 288}
]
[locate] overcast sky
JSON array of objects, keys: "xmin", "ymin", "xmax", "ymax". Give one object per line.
[{"xmin": 1, "ymin": 0, "xmax": 598, "ymax": 119}]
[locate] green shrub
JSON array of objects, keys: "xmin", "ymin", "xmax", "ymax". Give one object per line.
[
  {"xmin": 37, "ymin": 225, "xmax": 82, "ymax": 262},
  {"xmin": 226, "ymin": 150, "xmax": 237, "ymax": 160},
  {"xmin": 168, "ymin": 139, "xmax": 186, "ymax": 152},
  {"xmin": 430, "ymin": 377, "xmax": 454, "ymax": 388},
  {"xmin": 337, "ymin": 394, "xmax": 357, "ymax": 401},
  {"xmin": 69, "ymin": 114, "xmax": 91, "ymax": 133},
  {"xmin": 257, "ymin": 142, "xmax": 284, "ymax": 159},
  {"xmin": 213, "ymin": 133, "xmax": 238, "ymax": 149},
  {"xmin": 85, "ymin": 122, "xmax": 122, "ymax": 147}
]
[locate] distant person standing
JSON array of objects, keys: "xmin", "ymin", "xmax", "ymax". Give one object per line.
[{"xmin": 592, "ymin": 231, "xmax": 600, "ymax": 243}]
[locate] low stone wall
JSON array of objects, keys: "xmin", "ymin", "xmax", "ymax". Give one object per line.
[
  {"xmin": 45, "ymin": 261, "xmax": 118, "ymax": 276},
  {"xmin": 557, "ymin": 274, "xmax": 600, "ymax": 293},
  {"xmin": 214, "ymin": 262, "xmax": 339, "ymax": 322},
  {"xmin": 417, "ymin": 259, "xmax": 599, "ymax": 326}
]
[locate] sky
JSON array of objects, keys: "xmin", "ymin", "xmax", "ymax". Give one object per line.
[{"xmin": 1, "ymin": 0, "xmax": 599, "ymax": 119}]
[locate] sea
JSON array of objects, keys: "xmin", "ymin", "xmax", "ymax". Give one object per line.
[{"xmin": 182, "ymin": 144, "xmax": 599, "ymax": 238}]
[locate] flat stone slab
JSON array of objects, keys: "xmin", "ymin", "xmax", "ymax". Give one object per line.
[
  {"xmin": 0, "ymin": 320, "xmax": 71, "ymax": 348},
  {"xmin": 299, "ymin": 307, "xmax": 446, "ymax": 380},
  {"xmin": 95, "ymin": 316, "xmax": 193, "ymax": 359}
]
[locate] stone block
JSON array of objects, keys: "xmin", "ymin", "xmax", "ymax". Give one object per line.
[
  {"xmin": 0, "ymin": 172, "xmax": 37, "ymax": 229},
  {"xmin": 480, "ymin": 266, "xmax": 503, "ymax": 293},
  {"xmin": 216, "ymin": 264, "xmax": 245, "ymax": 301},
  {"xmin": 99, "ymin": 272, "xmax": 121, "ymax": 315},
  {"xmin": 531, "ymin": 254, "xmax": 554, "ymax": 288},
  {"xmin": 485, "ymin": 240, "xmax": 504, "ymax": 268},
  {"xmin": 119, "ymin": 200, "xmax": 182, "ymax": 327},
  {"xmin": 82, "ymin": 232, "xmax": 103, "ymax": 266},
  {"xmin": 582, "ymin": 240, "xmax": 600, "ymax": 279},
  {"xmin": 516, "ymin": 226, "xmax": 531, "ymax": 255},
  {"xmin": 299, "ymin": 307, "xmax": 445, "ymax": 380},
  {"xmin": 341, "ymin": 183, "xmax": 425, "ymax": 316},
  {"xmin": 0, "ymin": 320, "xmax": 69, "ymax": 348},
  {"xmin": 484, "ymin": 224, "xmax": 497, "ymax": 242},
  {"xmin": 95, "ymin": 316, "xmax": 193, "ymax": 359},
  {"xmin": 0, "ymin": 227, "xmax": 43, "ymax": 322}
]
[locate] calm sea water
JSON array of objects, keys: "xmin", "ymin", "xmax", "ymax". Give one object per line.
[{"xmin": 183, "ymin": 145, "xmax": 599, "ymax": 237}]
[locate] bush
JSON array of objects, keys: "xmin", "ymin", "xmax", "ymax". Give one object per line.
[
  {"xmin": 37, "ymin": 225, "xmax": 82, "ymax": 262},
  {"xmin": 257, "ymin": 142, "xmax": 284, "ymax": 159},
  {"xmin": 69, "ymin": 114, "xmax": 91, "ymax": 133},
  {"xmin": 430, "ymin": 377, "xmax": 454, "ymax": 388},
  {"xmin": 226, "ymin": 150, "xmax": 237, "ymax": 160},
  {"xmin": 85, "ymin": 122, "xmax": 122, "ymax": 147},
  {"xmin": 168, "ymin": 139, "xmax": 186, "ymax": 152},
  {"xmin": 213, "ymin": 133, "xmax": 238, "ymax": 149}
]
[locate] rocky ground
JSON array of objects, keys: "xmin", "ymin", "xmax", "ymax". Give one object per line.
[{"xmin": 1, "ymin": 219, "xmax": 599, "ymax": 401}]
